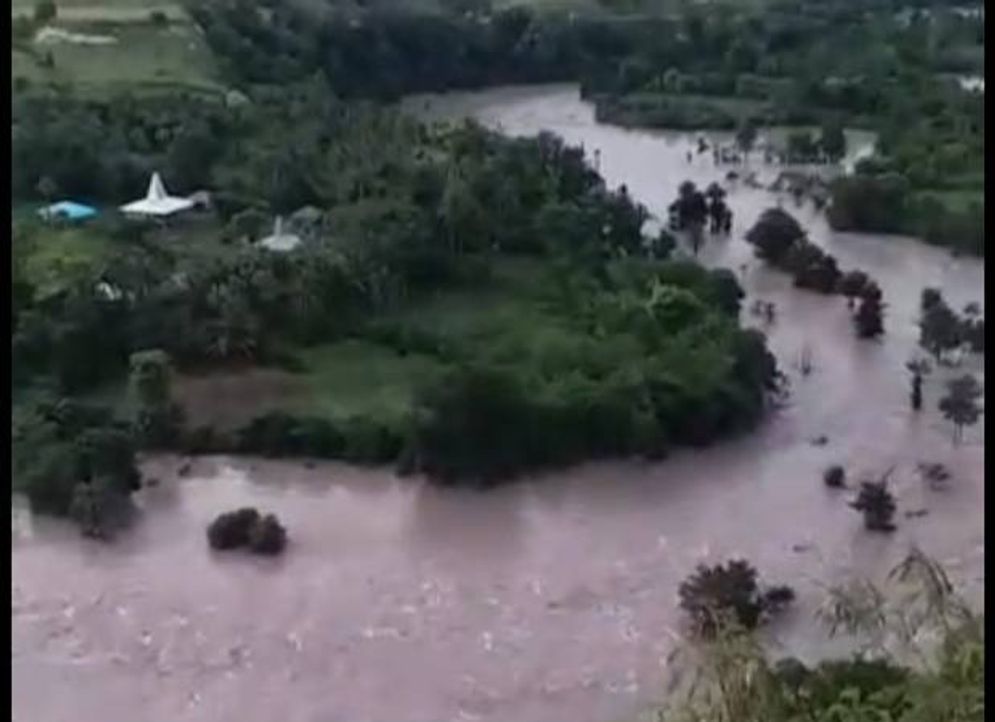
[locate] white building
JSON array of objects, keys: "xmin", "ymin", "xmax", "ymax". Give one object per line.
[{"xmin": 120, "ymin": 172, "xmax": 194, "ymax": 219}]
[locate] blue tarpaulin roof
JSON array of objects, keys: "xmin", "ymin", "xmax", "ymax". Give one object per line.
[{"xmin": 39, "ymin": 201, "xmax": 98, "ymax": 221}]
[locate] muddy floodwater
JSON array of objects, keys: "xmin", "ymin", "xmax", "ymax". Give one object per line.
[{"xmin": 12, "ymin": 85, "xmax": 984, "ymax": 722}]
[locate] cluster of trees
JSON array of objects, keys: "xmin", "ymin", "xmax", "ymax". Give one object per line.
[
  {"xmin": 12, "ymin": 397, "xmax": 141, "ymax": 537},
  {"xmin": 667, "ymin": 181, "xmax": 731, "ymax": 254},
  {"xmin": 744, "ymin": 208, "xmax": 884, "ymax": 337},
  {"xmin": 918, "ymin": 288, "xmax": 985, "ymax": 361},
  {"xmin": 828, "ymin": 170, "xmax": 984, "ymax": 256},
  {"xmin": 187, "ymin": 0, "xmax": 678, "ymax": 98}
]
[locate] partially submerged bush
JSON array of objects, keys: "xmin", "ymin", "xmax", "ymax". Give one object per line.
[
  {"xmin": 207, "ymin": 508, "xmax": 288, "ymax": 555},
  {"xmin": 678, "ymin": 559, "xmax": 795, "ymax": 635},
  {"xmin": 207, "ymin": 507, "xmax": 260, "ymax": 550},
  {"xmin": 850, "ymin": 479, "xmax": 897, "ymax": 532},
  {"xmin": 248, "ymin": 513, "xmax": 287, "ymax": 555},
  {"xmin": 823, "ymin": 464, "xmax": 846, "ymax": 488}
]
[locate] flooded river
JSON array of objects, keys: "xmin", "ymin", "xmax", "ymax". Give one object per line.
[{"xmin": 12, "ymin": 85, "xmax": 984, "ymax": 722}]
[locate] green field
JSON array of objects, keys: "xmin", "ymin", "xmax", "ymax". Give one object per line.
[
  {"xmin": 290, "ymin": 340, "xmax": 445, "ymax": 421},
  {"xmin": 16, "ymin": 224, "xmax": 114, "ymax": 300}
]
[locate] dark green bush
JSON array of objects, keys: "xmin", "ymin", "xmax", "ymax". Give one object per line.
[
  {"xmin": 248, "ymin": 513, "xmax": 287, "ymax": 555},
  {"xmin": 207, "ymin": 507, "xmax": 260, "ymax": 550}
]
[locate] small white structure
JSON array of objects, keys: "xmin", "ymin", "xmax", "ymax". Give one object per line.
[
  {"xmin": 258, "ymin": 216, "xmax": 301, "ymax": 252},
  {"xmin": 120, "ymin": 172, "xmax": 194, "ymax": 218}
]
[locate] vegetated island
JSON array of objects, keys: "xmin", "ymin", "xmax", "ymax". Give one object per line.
[{"xmin": 13, "ymin": 84, "xmax": 781, "ymax": 532}]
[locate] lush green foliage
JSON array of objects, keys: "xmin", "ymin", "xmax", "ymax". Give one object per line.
[
  {"xmin": 12, "ymin": 83, "xmax": 780, "ymax": 493},
  {"xmin": 12, "ymin": 397, "xmax": 141, "ymax": 527}
]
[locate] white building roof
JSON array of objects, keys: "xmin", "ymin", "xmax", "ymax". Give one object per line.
[
  {"xmin": 120, "ymin": 172, "xmax": 194, "ymax": 217},
  {"xmin": 259, "ymin": 216, "xmax": 302, "ymax": 252}
]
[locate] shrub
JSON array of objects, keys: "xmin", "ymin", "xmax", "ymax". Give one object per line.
[
  {"xmin": 207, "ymin": 507, "xmax": 260, "ymax": 550},
  {"xmin": 339, "ymin": 416, "xmax": 405, "ymax": 464},
  {"xmin": 236, "ymin": 413, "xmax": 343, "ymax": 457},
  {"xmin": 850, "ymin": 480, "xmax": 897, "ymax": 531},
  {"xmin": 823, "ymin": 465, "xmax": 846, "ymax": 488},
  {"xmin": 248, "ymin": 513, "xmax": 287, "ymax": 555},
  {"xmin": 678, "ymin": 559, "xmax": 794, "ymax": 635},
  {"xmin": 745, "ymin": 208, "xmax": 806, "ymax": 264}
]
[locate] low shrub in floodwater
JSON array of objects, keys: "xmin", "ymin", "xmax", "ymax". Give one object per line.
[
  {"xmin": 823, "ymin": 464, "xmax": 846, "ymax": 488},
  {"xmin": 207, "ymin": 508, "xmax": 288, "ymax": 555},
  {"xmin": 207, "ymin": 507, "xmax": 261, "ymax": 550},
  {"xmin": 678, "ymin": 559, "xmax": 795, "ymax": 635},
  {"xmin": 248, "ymin": 513, "xmax": 288, "ymax": 555}
]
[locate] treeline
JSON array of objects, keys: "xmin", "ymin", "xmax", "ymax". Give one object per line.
[
  {"xmin": 828, "ymin": 163, "xmax": 984, "ymax": 256},
  {"xmin": 745, "ymin": 207, "xmax": 885, "ymax": 338},
  {"xmin": 180, "ymin": 0, "xmax": 985, "ymax": 254},
  {"xmin": 186, "ymin": 0, "xmax": 678, "ymax": 98}
]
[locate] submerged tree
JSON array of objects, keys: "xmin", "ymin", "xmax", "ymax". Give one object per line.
[
  {"xmin": 745, "ymin": 207, "xmax": 805, "ymax": 264},
  {"xmin": 678, "ymin": 559, "xmax": 795, "ymax": 635},
  {"xmin": 854, "ymin": 283, "xmax": 885, "ymax": 339},
  {"xmin": 823, "ymin": 464, "xmax": 846, "ymax": 488},
  {"xmin": 838, "ymin": 269, "xmax": 869, "ymax": 308},
  {"xmin": 919, "ymin": 299, "xmax": 962, "ymax": 362},
  {"xmin": 850, "ymin": 474, "xmax": 897, "ymax": 532},
  {"xmin": 673, "ymin": 181, "xmax": 709, "ymax": 254},
  {"xmin": 905, "ymin": 358, "xmax": 931, "ymax": 411},
  {"xmin": 938, "ymin": 374, "xmax": 983, "ymax": 445}
]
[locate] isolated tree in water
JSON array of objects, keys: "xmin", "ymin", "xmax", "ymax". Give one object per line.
[
  {"xmin": 905, "ymin": 358, "xmax": 931, "ymax": 411},
  {"xmin": 920, "ymin": 287, "xmax": 943, "ymax": 313},
  {"xmin": 854, "ymin": 283, "xmax": 885, "ymax": 339},
  {"xmin": 938, "ymin": 374, "xmax": 983, "ymax": 445},
  {"xmin": 838, "ymin": 269, "xmax": 869, "ymax": 308},
  {"xmin": 850, "ymin": 477, "xmax": 897, "ymax": 532},
  {"xmin": 919, "ymin": 299, "xmax": 961, "ymax": 362},
  {"xmin": 745, "ymin": 207, "xmax": 805, "ymax": 264},
  {"xmin": 704, "ymin": 182, "xmax": 731, "ymax": 234},
  {"xmin": 674, "ymin": 181, "xmax": 708, "ymax": 254}
]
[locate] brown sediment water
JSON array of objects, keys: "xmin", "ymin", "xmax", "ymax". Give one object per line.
[{"xmin": 12, "ymin": 85, "xmax": 984, "ymax": 722}]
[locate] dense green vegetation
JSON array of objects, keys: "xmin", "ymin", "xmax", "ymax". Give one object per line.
[{"xmin": 12, "ymin": 78, "xmax": 782, "ymax": 513}]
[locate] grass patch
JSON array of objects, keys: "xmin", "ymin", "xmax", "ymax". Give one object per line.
[
  {"xmin": 11, "ymin": 21, "xmax": 223, "ymax": 96},
  {"xmin": 915, "ymin": 189, "xmax": 984, "ymax": 213},
  {"xmin": 291, "ymin": 340, "xmax": 445, "ymax": 421},
  {"xmin": 18, "ymin": 224, "xmax": 114, "ymax": 300}
]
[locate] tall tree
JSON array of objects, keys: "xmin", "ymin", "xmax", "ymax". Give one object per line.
[
  {"xmin": 938, "ymin": 374, "xmax": 983, "ymax": 445},
  {"xmin": 919, "ymin": 300, "xmax": 961, "ymax": 361}
]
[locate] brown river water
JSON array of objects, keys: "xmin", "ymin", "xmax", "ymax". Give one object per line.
[{"xmin": 12, "ymin": 85, "xmax": 984, "ymax": 722}]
